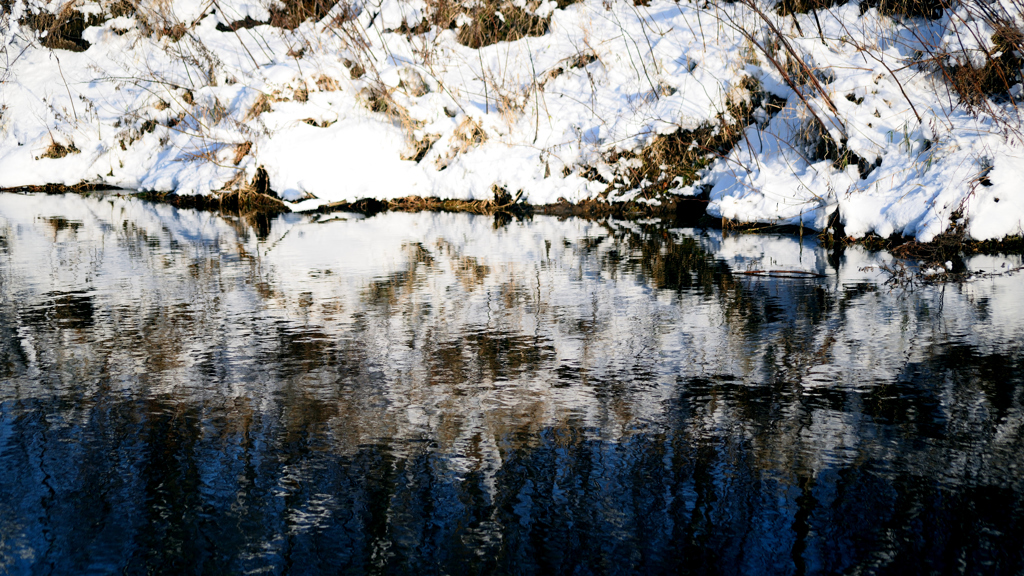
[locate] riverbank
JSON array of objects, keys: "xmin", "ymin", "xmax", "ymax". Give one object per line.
[
  {"xmin": 7, "ymin": 183, "xmax": 1023, "ymax": 277},
  {"xmin": 2, "ymin": 0, "xmax": 1023, "ymax": 243}
]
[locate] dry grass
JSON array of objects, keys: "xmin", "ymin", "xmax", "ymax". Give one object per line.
[
  {"xmin": 359, "ymin": 83, "xmax": 400, "ymax": 116},
  {"xmin": 601, "ymin": 78, "xmax": 786, "ymax": 199},
  {"xmin": 452, "ymin": 117, "xmax": 487, "ymax": 148},
  {"xmin": 341, "ymin": 60, "xmax": 365, "ymax": 79},
  {"xmin": 942, "ymin": 21, "xmax": 1023, "ymax": 111},
  {"xmin": 18, "ymin": 0, "xmax": 1023, "ymax": 251},
  {"xmin": 776, "ymin": 0, "xmax": 843, "ymax": 16},
  {"xmin": 269, "ymin": 0, "xmax": 343, "ymax": 29},
  {"xmin": 19, "ymin": 3, "xmax": 104, "ymax": 52},
  {"xmin": 421, "ymin": 0, "xmax": 580, "ymax": 48},
  {"xmin": 39, "ymin": 139, "xmax": 80, "ymax": 159},
  {"xmin": 311, "ymin": 186, "xmax": 526, "ymax": 217},
  {"xmin": 213, "ymin": 0, "xmax": 345, "ymax": 30},
  {"xmin": 232, "ymin": 141, "xmax": 252, "ymax": 165},
  {"xmin": 219, "ymin": 188, "xmax": 288, "ymax": 213},
  {"xmin": 244, "ymin": 94, "xmax": 273, "ymax": 122},
  {"xmin": 316, "ymin": 75, "xmax": 341, "ymax": 91},
  {"xmin": 219, "ymin": 167, "xmax": 287, "ymax": 212},
  {"xmin": 859, "ymin": 0, "xmax": 947, "ymax": 18},
  {"xmin": 388, "ymin": 196, "xmax": 509, "ymax": 214},
  {"xmin": 402, "ymin": 133, "xmax": 440, "ymax": 162},
  {"xmin": 435, "ymin": 117, "xmax": 487, "ymax": 169}
]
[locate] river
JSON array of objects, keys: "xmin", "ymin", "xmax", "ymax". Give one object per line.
[{"xmin": 1, "ymin": 192, "xmax": 1022, "ymax": 574}]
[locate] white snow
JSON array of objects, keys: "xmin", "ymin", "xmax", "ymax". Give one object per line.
[{"xmin": 1, "ymin": 0, "xmax": 1023, "ymax": 240}]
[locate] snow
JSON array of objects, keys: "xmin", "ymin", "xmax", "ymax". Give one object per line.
[{"xmin": 1, "ymin": 0, "xmax": 1023, "ymax": 240}]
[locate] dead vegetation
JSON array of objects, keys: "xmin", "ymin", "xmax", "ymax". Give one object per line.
[
  {"xmin": 875, "ymin": 222, "xmax": 1021, "ymax": 262},
  {"xmin": 402, "ymin": 133, "xmax": 440, "ymax": 162},
  {"xmin": 19, "ymin": 3, "xmax": 109, "ymax": 51},
  {"xmin": 315, "ymin": 185, "xmax": 528, "ymax": 217},
  {"xmin": 451, "ymin": 2, "xmax": 548, "ymax": 49},
  {"xmin": 435, "ymin": 117, "xmax": 487, "ymax": 169},
  {"xmin": 136, "ymin": 166, "xmax": 287, "ymax": 218},
  {"xmin": 0, "ymin": 182, "xmax": 113, "ymax": 193},
  {"xmin": 820, "ymin": 207, "xmax": 1024, "ymax": 286},
  {"xmin": 776, "ymin": 0, "xmax": 844, "ymax": 16},
  {"xmin": 214, "ymin": 0, "xmax": 343, "ymax": 31},
  {"xmin": 270, "ymin": 0, "xmax": 344, "ymax": 29},
  {"xmin": 219, "ymin": 186, "xmax": 288, "ymax": 213},
  {"xmin": 409, "ymin": 0, "xmax": 580, "ymax": 48},
  {"xmin": 11, "ymin": 0, "xmax": 1023, "ymax": 257},
  {"xmin": 804, "ymin": 121, "xmax": 883, "ymax": 179},
  {"xmin": 353, "ymin": 72, "xmax": 423, "ymax": 130},
  {"xmin": 244, "ymin": 94, "xmax": 273, "ymax": 122},
  {"xmin": 859, "ymin": 0, "xmax": 947, "ymax": 18},
  {"xmin": 540, "ymin": 50, "xmax": 599, "ymax": 86},
  {"xmin": 941, "ymin": 21, "xmax": 1024, "ymax": 112},
  {"xmin": 879, "ymin": 212, "xmax": 971, "ymax": 274},
  {"xmin": 38, "ymin": 140, "xmax": 80, "ymax": 159},
  {"xmin": 536, "ymin": 196, "xmax": 704, "ymax": 219},
  {"xmin": 316, "ymin": 75, "xmax": 341, "ymax": 91},
  {"xmin": 775, "ymin": 0, "xmax": 947, "ymax": 17},
  {"xmin": 232, "ymin": 141, "xmax": 252, "ymax": 165},
  {"xmin": 598, "ymin": 78, "xmax": 786, "ymax": 200}
]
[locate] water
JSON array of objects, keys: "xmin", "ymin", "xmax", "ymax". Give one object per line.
[{"xmin": 1, "ymin": 192, "xmax": 1023, "ymax": 575}]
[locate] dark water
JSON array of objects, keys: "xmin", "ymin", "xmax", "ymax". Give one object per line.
[{"xmin": 2, "ymin": 192, "xmax": 1024, "ymax": 575}]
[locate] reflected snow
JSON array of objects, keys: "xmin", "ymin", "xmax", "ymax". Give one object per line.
[{"xmin": 1, "ymin": 192, "xmax": 1023, "ymax": 574}]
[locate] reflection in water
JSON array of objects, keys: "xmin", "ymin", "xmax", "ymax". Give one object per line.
[{"xmin": 1, "ymin": 192, "xmax": 1023, "ymax": 574}]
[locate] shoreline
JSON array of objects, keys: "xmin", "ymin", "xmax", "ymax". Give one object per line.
[{"xmin": 4, "ymin": 185, "xmax": 1022, "ymax": 265}]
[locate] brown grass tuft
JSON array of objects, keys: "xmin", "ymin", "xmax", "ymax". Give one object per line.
[
  {"xmin": 943, "ymin": 22, "xmax": 1023, "ymax": 111},
  {"xmin": 776, "ymin": 0, "xmax": 842, "ymax": 16},
  {"xmin": 602, "ymin": 78, "xmax": 786, "ymax": 199},
  {"xmin": 424, "ymin": 0, "xmax": 580, "ymax": 49},
  {"xmin": 316, "ymin": 75, "xmax": 341, "ymax": 91},
  {"xmin": 219, "ymin": 166, "xmax": 287, "ymax": 214},
  {"xmin": 20, "ymin": 3, "xmax": 104, "ymax": 52},
  {"xmin": 244, "ymin": 94, "xmax": 273, "ymax": 121},
  {"xmin": 859, "ymin": 0, "xmax": 946, "ymax": 18},
  {"xmin": 435, "ymin": 117, "xmax": 487, "ymax": 169},
  {"xmin": 233, "ymin": 141, "xmax": 252, "ymax": 165},
  {"xmin": 359, "ymin": 83, "xmax": 415, "ymax": 127},
  {"xmin": 402, "ymin": 133, "xmax": 440, "ymax": 162},
  {"xmin": 342, "ymin": 60, "xmax": 365, "ymax": 79},
  {"xmin": 269, "ymin": 0, "xmax": 341, "ymax": 29},
  {"xmin": 39, "ymin": 140, "xmax": 80, "ymax": 160}
]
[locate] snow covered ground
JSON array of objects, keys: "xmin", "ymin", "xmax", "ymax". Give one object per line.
[{"xmin": 1, "ymin": 0, "xmax": 1023, "ymax": 241}]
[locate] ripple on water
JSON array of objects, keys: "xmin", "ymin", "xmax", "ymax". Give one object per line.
[{"xmin": 1, "ymin": 192, "xmax": 1023, "ymax": 574}]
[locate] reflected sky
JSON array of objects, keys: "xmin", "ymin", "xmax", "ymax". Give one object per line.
[{"xmin": 1, "ymin": 192, "xmax": 1023, "ymax": 574}]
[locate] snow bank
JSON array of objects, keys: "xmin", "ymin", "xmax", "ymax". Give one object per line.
[{"xmin": 1, "ymin": 0, "xmax": 1023, "ymax": 240}]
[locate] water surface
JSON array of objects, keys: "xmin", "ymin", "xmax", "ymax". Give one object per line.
[{"xmin": 1, "ymin": 192, "xmax": 1023, "ymax": 574}]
